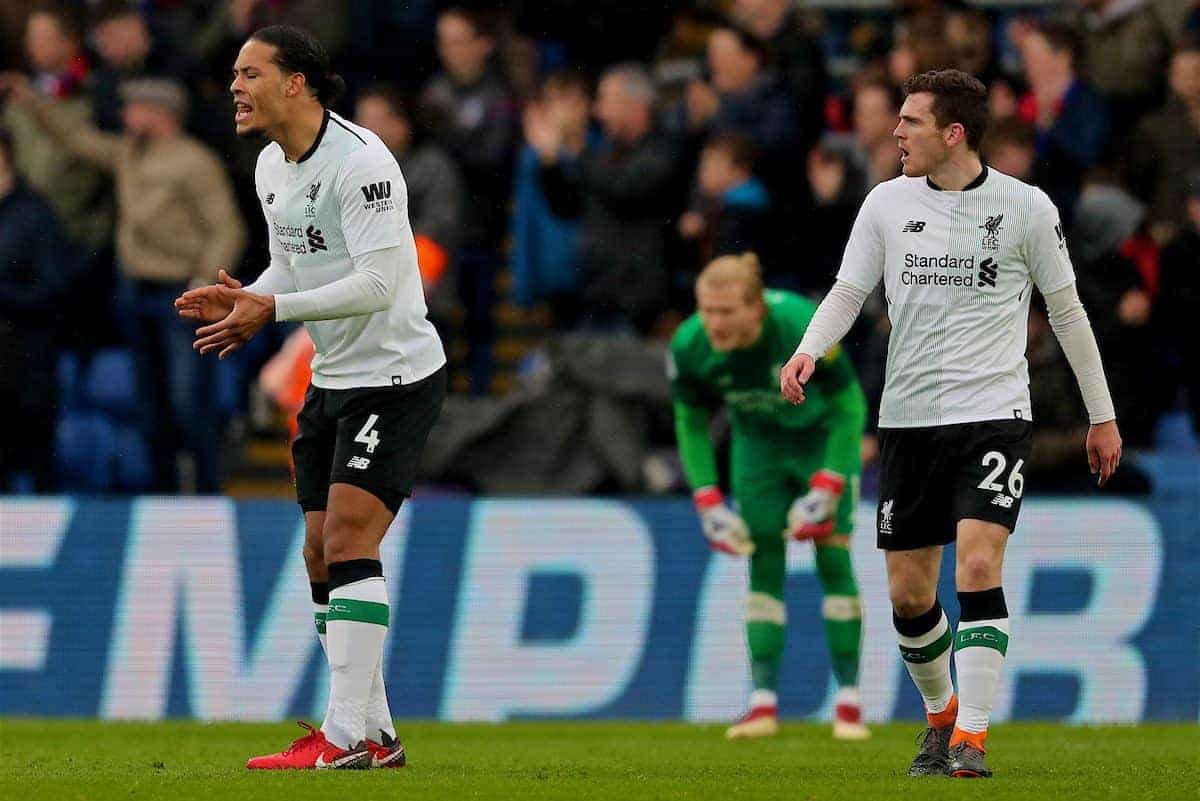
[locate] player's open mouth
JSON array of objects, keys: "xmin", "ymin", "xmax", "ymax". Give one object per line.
[{"xmin": 235, "ymin": 102, "xmax": 253, "ymax": 123}]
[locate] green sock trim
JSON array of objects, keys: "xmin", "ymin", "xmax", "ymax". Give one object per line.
[
  {"xmin": 899, "ymin": 628, "xmax": 953, "ymax": 664},
  {"xmin": 955, "ymin": 625, "xmax": 1009, "ymax": 656},
  {"xmin": 327, "ymin": 598, "xmax": 389, "ymax": 627},
  {"xmin": 747, "ymin": 621, "xmax": 784, "ymax": 691},
  {"xmin": 314, "ymin": 612, "xmax": 327, "ymax": 635}
]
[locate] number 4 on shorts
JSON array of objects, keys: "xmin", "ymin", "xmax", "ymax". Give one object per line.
[{"xmin": 355, "ymin": 413, "xmax": 382, "ymax": 454}]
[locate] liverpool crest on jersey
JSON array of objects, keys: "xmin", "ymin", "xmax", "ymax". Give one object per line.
[
  {"xmin": 304, "ymin": 181, "xmax": 322, "ymax": 217},
  {"xmin": 979, "ymin": 214, "xmax": 1003, "ymax": 251}
]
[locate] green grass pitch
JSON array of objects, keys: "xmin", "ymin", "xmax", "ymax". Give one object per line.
[{"xmin": 1, "ymin": 719, "xmax": 1196, "ymax": 800}]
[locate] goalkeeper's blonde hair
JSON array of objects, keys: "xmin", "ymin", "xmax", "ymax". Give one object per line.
[{"xmin": 697, "ymin": 252, "xmax": 765, "ymax": 306}]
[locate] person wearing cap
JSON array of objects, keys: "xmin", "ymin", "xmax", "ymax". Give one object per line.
[{"xmin": 0, "ymin": 71, "xmax": 246, "ymax": 494}]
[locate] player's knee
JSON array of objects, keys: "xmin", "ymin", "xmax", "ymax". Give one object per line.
[
  {"xmin": 957, "ymin": 552, "xmax": 1000, "ymax": 589},
  {"xmin": 322, "ymin": 506, "xmax": 374, "ymax": 563},
  {"xmin": 889, "ymin": 584, "xmax": 936, "ymax": 618},
  {"xmin": 302, "ymin": 540, "xmax": 324, "ymax": 572}
]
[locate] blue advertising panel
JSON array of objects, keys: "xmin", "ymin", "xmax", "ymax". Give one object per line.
[{"xmin": 0, "ymin": 495, "xmax": 1195, "ymax": 722}]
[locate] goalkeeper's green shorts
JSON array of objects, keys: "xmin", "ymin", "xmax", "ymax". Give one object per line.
[{"xmin": 730, "ymin": 430, "xmax": 859, "ymax": 541}]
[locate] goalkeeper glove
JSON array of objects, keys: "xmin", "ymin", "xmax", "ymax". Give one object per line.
[
  {"xmin": 694, "ymin": 486, "xmax": 755, "ymax": 556},
  {"xmin": 785, "ymin": 470, "xmax": 845, "ymax": 540}
]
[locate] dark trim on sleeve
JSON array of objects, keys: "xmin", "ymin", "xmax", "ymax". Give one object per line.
[{"xmin": 330, "ymin": 113, "xmax": 368, "ymax": 146}]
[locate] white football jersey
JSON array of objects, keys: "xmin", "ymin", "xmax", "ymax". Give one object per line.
[
  {"xmin": 836, "ymin": 167, "xmax": 1075, "ymax": 428},
  {"xmin": 255, "ymin": 110, "xmax": 445, "ymax": 389}
]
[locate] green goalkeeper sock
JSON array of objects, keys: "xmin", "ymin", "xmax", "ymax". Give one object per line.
[
  {"xmin": 747, "ymin": 538, "xmax": 786, "ymax": 695},
  {"xmin": 815, "ymin": 544, "xmax": 863, "ymax": 689}
]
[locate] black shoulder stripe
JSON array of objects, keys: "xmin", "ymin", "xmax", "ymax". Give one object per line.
[{"xmin": 330, "ymin": 116, "xmax": 368, "ymax": 146}]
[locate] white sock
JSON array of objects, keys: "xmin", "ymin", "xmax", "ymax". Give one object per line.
[
  {"xmin": 322, "ymin": 577, "xmax": 388, "ymax": 749},
  {"xmin": 316, "ymin": 599, "xmax": 394, "ymax": 742},
  {"xmin": 954, "ymin": 617, "xmax": 1010, "ymax": 733},
  {"xmin": 749, "ymin": 689, "xmax": 778, "ymax": 709},
  {"xmin": 366, "ymin": 649, "xmax": 396, "ymax": 742},
  {"xmin": 896, "ymin": 609, "xmax": 955, "ymax": 715}
]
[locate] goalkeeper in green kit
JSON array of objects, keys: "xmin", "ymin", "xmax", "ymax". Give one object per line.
[{"xmin": 669, "ymin": 253, "xmax": 869, "ymax": 741}]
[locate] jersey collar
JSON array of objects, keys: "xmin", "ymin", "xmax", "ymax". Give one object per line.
[
  {"xmin": 925, "ymin": 164, "xmax": 988, "ymax": 192},
  {"xmin": 292, "ymin": 109, "xmax": 330, "ymax": 164}
]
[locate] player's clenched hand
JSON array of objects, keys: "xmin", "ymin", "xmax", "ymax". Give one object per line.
[
  {"xmin": 191, "ymin": 287, "xmax": 275, "ymax": 359},
  {"xmin": 780, "ymin": 352, "xmax": 816, "ymax": 405},
  {"xmin": 1086, "ymin": 419, "xmax": 1122, "ymax": 487},
  {"xmin": 693, "ymin": 487, "xmax": 755, "ymax": 556},
  {"xmin": 175, "ymin": 269, "xmax": 242, "ymax": 322}
]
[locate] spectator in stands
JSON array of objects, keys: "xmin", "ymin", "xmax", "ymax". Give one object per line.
[
  {"xmin": 0, "ymin": 127, "xmax": 76, "ymax": 492},
  {"xmin": 946, "ymin": 9, "xmax": 1003, "ymax": 85},
  {"xmin": 1070, "ymin": 184, "xmax": 1164, "ymax": 446},
  {"xmin": 355, "ymin": 84, "xmax": 464, "ymax": 303},
  {"xmin": 1128, "ymin": 37, "xmax": 1200, "ymax": 245},
  {"xmin": 1017, "ymin": 20, "xmax": 1111, "ymax": 225},
  {"xmin": 511, "ymin": 71, "xmax": 592, "ymax": 323},
  {"xmin": 2, "ymin": 3, "xmax": 112, "ymax": 253},
  {"xmin": 678, "ymin": 133, "xmax": 770, "ymax": 272},
  {"xmin": 983, "ymin": 116, "xmax": 1037, "ymax": 182},
  {"xmin": 86, "ymin": 2, "xmax": 195, "ymax": 133},
  {"xmin": 792, "ymin": 136, "xmax": 869, "ymax": 294},
  {"xmin": 850, "ymin": 76, "xmax": 901, "ymax": 188},
  {"xmin": 422, "ymin": 6, "xmax": 518, "ymax": 392},
  {"xmin": 0, "ymin": 74, "xmax": 246, "ymax": 492},
  {"xmin": 1157, "ymin": 173, "xmax": 1200, "ymax": 432},
  {"xmin": 525, "ymin": 63, "xmax": 680, "ymax": 333},
  {"xmin": 1063, "ymin": 0, "xmax": 1182, "ymax": 130},
  {"xmin": 730, "ymin": 0, "xmax": 828, "ymax": 151},
  {"xmin": 679, "ymin": 25, "xmax": 800, "ymax": 178}
]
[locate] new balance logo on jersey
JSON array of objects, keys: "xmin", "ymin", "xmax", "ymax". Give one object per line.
[
  {"xmin": 979, "ymin": 213, "xmax": 1004, "ymax": 250},
  {"xmin": 361, "ymin": 181, "xmax": 395, "ymax": 213},
  {"xmin": 265, "ymin": 192, "xmax": 275, "ymax": 205},
  {"xmin": 977, "ymin": 257, "xmax": 998, "ymax": 288},
  {"xmin": 879, "ymin": 499, "xmax": 894, "ymax": 534},
  {"xmin": 902, "ymin": 220, "xmax": 926, "ymax": 232},
  {"xmin": 347, "ymin": 456, "xmax": 371, "ymax": 470},
  {"xmin": 991, "ymin": 493, "xmax": 1014, "ymax": 508},
  {"xmin": 306, "ymin": 225, "xmax": 327, "ymax": 252}
]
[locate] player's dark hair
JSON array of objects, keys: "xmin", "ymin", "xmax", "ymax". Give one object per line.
[
  {"xmin": 1034, "ymin": 20, "xmax": 1084, "ymax": 68},
  {"xmin": 704, "ymin": 132, "xmax": 758, "ymax": 172},
  {"xmin": 250, "ymin": 25, "xmax": 345, "ymax": 107},
  {"xmin": 902, "ymin": 68, "xmax": 989, "ymax": 152}
]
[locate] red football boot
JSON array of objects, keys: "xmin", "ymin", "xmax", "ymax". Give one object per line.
[
  {"xmin": 366, "ymin": 730, "xmax": 407, "ymax": 768},
  {"xmin": 246, "ymin": 721, "xmax": 371, "ymax": 770}
]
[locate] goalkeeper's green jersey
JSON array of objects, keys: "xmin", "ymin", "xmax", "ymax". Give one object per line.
[{"xmin": 668, "ymin": 289, "xmax": 866, "ymax": 490}]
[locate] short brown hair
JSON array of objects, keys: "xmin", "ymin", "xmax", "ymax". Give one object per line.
[
  {"xmin": 697, "ymin": 252, "xmax": 765, "ymax": 305},
  {"xmin": 902, "ymin": 69, "xmax": 989, "ymax": 152},
  {"xmin": 703, "ymin": 132, "xmax": 758, "ymax": 172}
]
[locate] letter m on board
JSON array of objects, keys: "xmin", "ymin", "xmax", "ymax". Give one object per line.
[{"xmin": 361, "ymin": 181, "xmax": 392, "ymax": 202}]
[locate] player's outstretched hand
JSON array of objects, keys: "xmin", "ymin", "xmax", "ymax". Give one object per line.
[
  {"xmin": 1086, "ymin": 419, "xmax": 1122, "ymax": 487},
  {"xmin": 190, "ymin": 286, "xmax": 275, "ymax": 360},
  {"xmin": 780, "ymin": 352, "xmax": 816, "ymax": 405},
  {"xmin": 175, "ymin": 270, "xmax": 242, "ymax": 322}
]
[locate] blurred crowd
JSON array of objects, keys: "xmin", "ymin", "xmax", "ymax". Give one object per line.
[{"xmin": 1, "ymin": 0, "xmax": 1198, "ymax": 495}]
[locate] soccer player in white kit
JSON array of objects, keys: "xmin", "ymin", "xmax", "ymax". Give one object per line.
[
  {"xmin": 780, "ymin": 70, "xmax": 1122, "ymax": 778},
  {"xmin": 176, "ymin": 25, "xmax": 445, "ymax": 770}
]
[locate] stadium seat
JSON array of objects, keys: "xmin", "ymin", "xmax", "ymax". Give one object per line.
[
  {"xmin": 55, "ymin": 413, "xmax": 117, "ymax": 492},
  {"xmin": 81, "ymin": 348, "xmax": 140, "ymax": 421}
]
